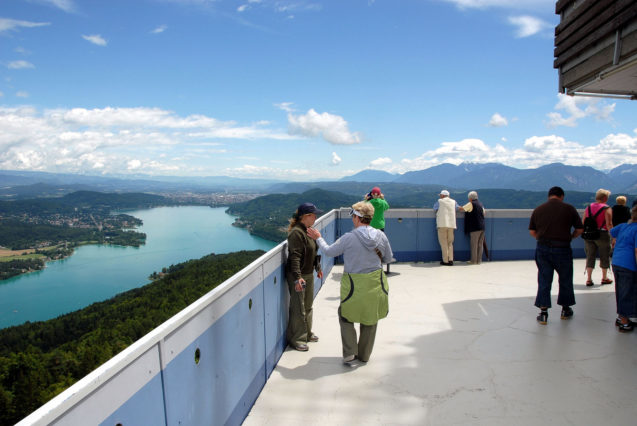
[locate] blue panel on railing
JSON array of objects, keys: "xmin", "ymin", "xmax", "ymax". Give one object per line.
[
  {"xmin": 263, "ymin": 264, "xmax": 288, "ymax": 377},
  {"xmin": 162, "ymin": 283, "xmax": 267, "ymax": 426},
  {"xmin": 99, "ymin": 374, "xmax": 166, "ymax": 426}
]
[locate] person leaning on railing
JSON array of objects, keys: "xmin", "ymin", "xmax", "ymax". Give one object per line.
[
  {"xmin": 365, "ymin": 186, "xmax": 389, "ymax": 232},
  {"xmin": 306, "ymin": 201, "xmax": 393, "ymax": 367},
  {"xmin": 285, "ymin": 202, "xmax": 323, "ymax": 352}
]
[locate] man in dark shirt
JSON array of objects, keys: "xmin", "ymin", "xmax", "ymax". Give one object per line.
[{"xmin": 529, "ymin": 186, "xmax": 584, "ymax": 324}]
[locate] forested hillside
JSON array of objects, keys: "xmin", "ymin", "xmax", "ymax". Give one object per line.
[
  {"xmin": 0, "ymin": 249, "xmax": 264, "ymax": 425},
  {"xmin": 227, "ymin": 188, "xmax": 360, "ymax": 241}
]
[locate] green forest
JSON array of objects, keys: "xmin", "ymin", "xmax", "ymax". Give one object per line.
[
  {"xmin": 0, "ymin": 250, "xmax": 264, "ymax": 425},
  {"xmin": 227, "ymin": 188, "xmax": 361, "ymax": 241}
]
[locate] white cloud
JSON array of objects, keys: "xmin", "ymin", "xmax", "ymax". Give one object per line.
[
  {"xmin": 0, "ymin": 91, "xmax": 3, "ymax": 97},
  {"xmin": 441, "ymin": 0, "xmax": 553, "ymax": 10},
  {"xmin": 82, "ymin": 34, "xmax": 107, "ymax": 46},
  {"xmin": 16, "ymin": 91, "xmax": 29, "ymax": 98},
  {"xmin": 547, "ymin": 93, "xmax": 615, "ymax": 128},
  {"xmin": 0, "ymin": 18, "xmax": 50, "ymax": 33},
  {"xmin": 488, "ymin": 113, "xmax": 508, "ymax": 127},
  {"xmin": 389, "ymin": 132, "xmax": 637, "ymax": 174},
  {"xmin": 331, "ymin": 152, "xmax": 342, "ymax": 165},
  {"xmin": 274, "ymin": 102, "xmax": 295, "ymax": 112},
  {"xmin": 288, "ymin": 109, "xmax": 361, "ymax": 145},
  {"xmin": 238, "ymin": 4, "xmax": 249, "ymax": 12},
  {"xmin": 223, "ymin": 164, "xmax": 310, "ymax": 178},
  {"xmin": 0, "ymin": 106, "xmax": 294, "ymax": 176},
  {"xmin": 370, "ymin": 157, "xmax": 392, "ymax": 168},
  {"xmin": 36, "ymin": 0, "xmax": 76, "ymax": 12},
  {"xmin": 151, "ymin": 25, "xmax": 167, "ymax": 34},
  {"xmin": 507, "ymin": 15, "xmax": 549, "ymax": 38},
  {"xmin": 7, "ymin": 60, "xmax": 35, "ymax": 70},
  {"xmin": 127, "ymin": 159, "xmax": 142, "ymax": 170}
]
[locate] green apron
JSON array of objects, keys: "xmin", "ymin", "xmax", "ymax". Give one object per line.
[{"xmin": 340, "ymin": 269, "xmax": 389, "ymax": 326}]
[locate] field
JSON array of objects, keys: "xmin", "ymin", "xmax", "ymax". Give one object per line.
[{"xmin": 0, "ymin": 248, "xmax": 44, "ymax": 262}]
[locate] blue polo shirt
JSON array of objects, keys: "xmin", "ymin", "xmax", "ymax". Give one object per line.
[{"xmin": 610, "ymin": 222, "xmax": 637, "ymax": 271}]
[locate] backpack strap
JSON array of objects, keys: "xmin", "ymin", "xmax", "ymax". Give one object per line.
[{"xmin": 588, "ymin": 204, "xmax": 608, "ymax": 219}]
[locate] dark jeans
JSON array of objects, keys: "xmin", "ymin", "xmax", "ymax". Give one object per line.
[
  {"xmin": 612, "ymin": 264, "xmax": 637, "ymax": 318},
  {"xmin": 534, "ymin": 244, "xmax": 575, "ymax": 309}
]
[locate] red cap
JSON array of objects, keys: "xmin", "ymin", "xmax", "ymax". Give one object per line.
[{"xmin": 371, "ymin": 187, "xmax": 381, "ymax": 195}]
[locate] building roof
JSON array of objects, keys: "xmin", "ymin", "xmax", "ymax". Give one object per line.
[{"xmin": 555, "ymin": 0, "xmax": 637, "ymax": 99}]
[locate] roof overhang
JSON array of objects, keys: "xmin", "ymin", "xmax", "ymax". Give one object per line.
[{"xmin": 555, "ymin": 0, "xmax": 637, "ymax": 100}]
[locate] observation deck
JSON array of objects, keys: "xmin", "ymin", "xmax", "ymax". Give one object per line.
[{"xmin": 18, "ymin": 208, "xmax": 637, "ymax": 425}]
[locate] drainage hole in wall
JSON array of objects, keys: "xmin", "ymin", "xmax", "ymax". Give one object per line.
[
  {"xmin": 249, "ymin": 298, "xmax": 253, "ymax": 310},
  {"xmin": 274, "ymin": 276, "xmax": 277, "ymax": 285},
  {"xmin": 194, "ymin": 348, "xmax": 201, "ymax": 365},
  {"xmin": 398, "ymin": 218, "xmax": 403, "ymax": 223}
]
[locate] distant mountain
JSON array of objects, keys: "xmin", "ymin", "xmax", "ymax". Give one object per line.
[
  {"xmin": 393, "ymin": 163, "xmax": 463, "ymax": 185},
  {"xmin": 505, "ymin": 163, "xmax": 615, "ymax": 192},
  {"xmin": 609, "ymin": 164, "xmax": 637, "ymax": 193},
  {"xmin": 340, "ymin": 162, "xmax": 637, "ymax": 193},
  {"xmin": 339, "ymin": 169, "xmax": 396, "ymax": 182},
  {"xmin": 4, "ymin": 162, "xmax": 637, "ymax": 197},
  {"xmin": 0, "ymin": 170, "xmax": 279, "ymax": 195}
]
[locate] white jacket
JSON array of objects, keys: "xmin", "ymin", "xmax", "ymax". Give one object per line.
[{"xmin": 436, "ymin": 197, "xmax": 457, "ymax": 229}]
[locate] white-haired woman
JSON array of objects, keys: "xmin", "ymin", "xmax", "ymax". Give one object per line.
[
  {"xmin": 307, "ymin": 201, "xmax": 393, "ymax": 365},
  {"xmin": 463, "ymin": 191, "xmax": 486, "ymax": 264}
]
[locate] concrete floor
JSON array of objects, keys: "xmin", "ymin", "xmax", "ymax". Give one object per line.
[{"xmin": 244, "ymin": 259, "xmax": 637, "ymax": 426}]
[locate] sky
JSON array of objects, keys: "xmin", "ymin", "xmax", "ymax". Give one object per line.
[{"xmin": 0, "ymin": 0, "xmax": 635, "ymax": 181}]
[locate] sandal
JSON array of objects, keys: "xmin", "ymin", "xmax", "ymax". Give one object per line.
[
  {"xmin": 601, "ymin": 278, "xmax": 613, "ymax": 285},
  {"xmin": 585, "ymin": 280, "xmax": 594, "ymax": 287},
  {"xmin": 618, "ymin": 322, "xmax": 634, "ymax": 333}
]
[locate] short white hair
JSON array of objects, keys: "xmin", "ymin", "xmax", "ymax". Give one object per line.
[{"xmin": 468, "ymin": 191, "xmax": 478, "ymax": 200}]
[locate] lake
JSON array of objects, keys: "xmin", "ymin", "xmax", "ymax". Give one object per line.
[{"xmin": 0, "ymin": 206, "xmax": 277, "ymax": 329}]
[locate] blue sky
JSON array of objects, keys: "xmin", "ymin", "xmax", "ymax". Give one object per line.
[{"xmin": 1, "ymin": 0, "xmax": 635, "ymax": 181}]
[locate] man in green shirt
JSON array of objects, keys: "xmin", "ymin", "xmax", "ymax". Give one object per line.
[{"xmin": 366, "ymin": 186, "xmax": 389, "ymax": 232}]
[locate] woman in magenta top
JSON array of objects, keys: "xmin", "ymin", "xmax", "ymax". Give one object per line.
[{"xmin": 582, "ymin": 188, "xmax": 613, "ymax": 286}]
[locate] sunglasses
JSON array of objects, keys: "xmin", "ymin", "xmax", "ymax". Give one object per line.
[{"xmin": 349, "ymin": 209, "xmax": 364, "ymax": 218}]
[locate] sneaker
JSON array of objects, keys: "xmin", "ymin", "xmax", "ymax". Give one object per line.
[
  {"xmin": 343, "ymin": 354, "xmax": 356, "ymax": 366},
  {"xmin": 536, "ymin": 310, "xmax": 548, "ymax": 324},
  {"xmin": 293, "ymin": 343, "xmax": 309, "ymax": 351},
  {"xmin": 309, "ymin": 334, "xmax": 319, "ymax": 342},
  {"xmin": 560, "ymin": 306, "xmax": 573, "ymax": 320}
]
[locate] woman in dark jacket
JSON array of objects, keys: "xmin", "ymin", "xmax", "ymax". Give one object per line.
[
  {"xmin": 463, "ymin": 191, "xmax": 486, "ymax": 264},
  {"xmin": 286, "ymin": 203, "xmax": 323, "ymax": 351},
  {"xmin": 612, "ymin": 196, "xmax": 631, "ymax": 226}
]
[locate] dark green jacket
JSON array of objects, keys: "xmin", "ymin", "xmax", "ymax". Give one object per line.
[{"xmin": 286, "ymin": 223, "xmax": 321, "ymax": 282}]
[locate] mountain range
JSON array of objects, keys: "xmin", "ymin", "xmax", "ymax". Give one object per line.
[
  {"xmin": 2, "ymin": 162, "xmax": 637, "ymax": 199},
  {"xmin": 341, "ymin": 162, "xmax": 637, "ymax": 193}
]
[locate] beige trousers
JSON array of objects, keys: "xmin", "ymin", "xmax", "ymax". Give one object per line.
[{"xmin": 437, "ymin": 227, "xmax": 455, "ymax": 263}]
